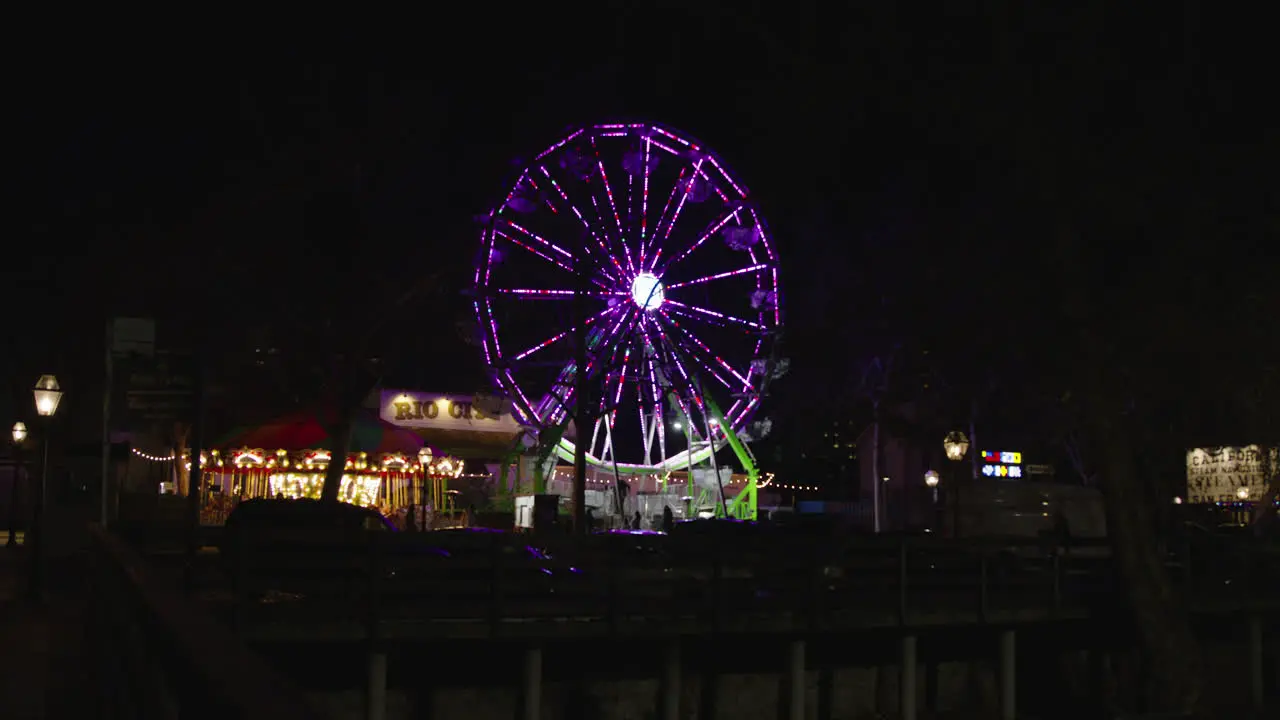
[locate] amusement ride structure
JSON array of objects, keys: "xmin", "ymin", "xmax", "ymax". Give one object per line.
[{"xmin": 474, "ymin": 122, "xmax": 783, "ymax": 519}]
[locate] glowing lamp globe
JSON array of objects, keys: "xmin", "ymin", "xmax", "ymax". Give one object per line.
[
  {"xmin": 11, "ymin": 421, "xmax": 27, "ymax": 445},
  {"xmin": 924, "ymin": 470, "xmax": 940, "ymax": 488},
  {"xmin": 33, "ymin": 375, "xmax": 63, "ymax": 417},
  {"xmin": 942, "ymin": 431, "xmax": 969, "ymax": 462},
  {"xmin": 630, "ymin": 272, "xmax": 665, "ymax": 310},
  {"xmin": 1236, "ymin": 486, "xmax": 1250, "ymax": 501}
]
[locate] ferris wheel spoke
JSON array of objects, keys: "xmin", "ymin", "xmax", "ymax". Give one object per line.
[
  {"xmin": 537, "ymin": 165, "xmax": 626, "ymax": 281},
  {"xmin": 665, "ymin": 318, "xmax": 752, "ymax": 390},
  {"xmin": 649, "ymin": 158, "xmax": 706, "ymax": 264},
  {"xmin": 645, "ymin": 168, "xmax": 684, "ymax": 267},
  {"xmin": 589, "ymin": 135, "xmax": 634, "ymax": 274},
  {"xmin": 661, "ymin": 159, "xmax": 706, "ymax": 242},
  {"xmin": 494, "ymin": 288, "xmax": 624, "ymax": 299},
  {"xmin": 545, "ymin": 305, "xmax": 635, "ymax": 421},
  {"xmin": 510, "ymin": 306, "xmax": 615, "ymax": 362},
  {"xmin": 494, "ymin": 228, "xmax": 611, "ymax": 289},
  {"xmin": 499, "ymin": 219, "xmax": 574, "ymax": 261},
  {"xmin": 664, "ymin": 263, "xmax": 770, "ymax": 290},
  {"xmin": 662, "ymin": 201, "xmax": 749, "ymax": 271},
  {"xmin": 652, "ymin": 313, "xmax": 735, "ymax": 394},
  {"xmin": 640, "ymin": 136, "xmax": 653, "ymax": 243},
  {"xmin": 661, "ymin": 299, "xmax": 765, "ymax": 332}
]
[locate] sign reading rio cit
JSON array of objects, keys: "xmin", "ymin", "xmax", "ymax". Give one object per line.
[{"xmin": 379, "ymin": 390, "xmax": 525, "ymax": 434}]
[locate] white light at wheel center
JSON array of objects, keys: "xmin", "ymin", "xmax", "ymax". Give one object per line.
[{"xmin": 630, "ymin": 273, "xmax": 665, "ymax": 310}]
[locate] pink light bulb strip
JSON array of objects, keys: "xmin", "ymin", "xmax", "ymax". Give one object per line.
[
  {"xmin": 662, "ymin": 299, "xmax": 765, "ymax": 331},
  {"xmin": 664, "ymin": 201, "xmax": 749, "ymax": 268},
  {"xmin": 664, "ymin": 262, "xmax": 769, "ymax": 290},
  {"xmin": 539, "ymin": 166, "xmax": 624, "ymax": 281}
]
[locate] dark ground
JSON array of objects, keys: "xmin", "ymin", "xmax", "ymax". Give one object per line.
[{"xmin": 0, "ymin": 541, "xmax": 92, "ymax": 720}]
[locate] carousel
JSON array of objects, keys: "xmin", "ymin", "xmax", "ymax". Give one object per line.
[{"xmin": 189, "ymin": 408, "xmax": 464, "ymax": 524}]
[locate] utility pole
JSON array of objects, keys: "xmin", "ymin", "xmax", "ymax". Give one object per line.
[
  {"xmin": 572, "ymin": 236, "xmax": 589, "ymax": 535},
  {"xmin": 184, "ymin": 349, "xmax": 206, "ymax": 593},
  {"xmin": 102, "ymin": 320, "xmax": 112, "ymax": 528}
]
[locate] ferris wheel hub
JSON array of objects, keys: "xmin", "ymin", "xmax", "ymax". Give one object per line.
[{"xmin": 629, "ymin": 272, "xmax": 665, "ymax": 310}]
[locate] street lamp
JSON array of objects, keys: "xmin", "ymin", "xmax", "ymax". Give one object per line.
[
  {"xmin": 7, "ymin": 422, "xmax": 26, "ymax": 547},
  {"xmin": 34, "ymin": 375, "xmax": 63, "ymax": 418},
  {"xmin": 942, "ymin": 431, "xmax": 970, "ymax": 462},
  {"xmin": 30, "ymin": 375, "xmax": 62, "ymax": 601},
  {"xmin": 943, "ymin": 430, "xmax": 969, "ymax": 538},
  {"xmin": 924, "ymin": 468, "xmax": 939, "ymax": 495},
  {"xmin": 924, "ymin": 469, "xmax": 940, "ymax": 533}
]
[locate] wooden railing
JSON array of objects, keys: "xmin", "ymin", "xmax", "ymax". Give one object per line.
[
  {"xmin": 199, "ymin": 529, "xmax": 1280, "ymax": 640},
  {"xmin": 87, "ymin": 525, "xmax": 325, "ymax": 719}
]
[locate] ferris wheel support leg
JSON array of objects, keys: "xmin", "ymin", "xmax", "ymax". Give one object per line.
[{"xmin": 701, "ymin": 394, "xmax": 761, "ymax": 521}]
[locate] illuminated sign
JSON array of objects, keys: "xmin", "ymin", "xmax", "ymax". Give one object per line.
[
  {"xmin": 982, "ymin": 464, "xmax": 1023, "ymax": 478},
  {"xmin": 1186, "ymin": 446, "xmax": 1276, "ymax": 504},
  {"xmin": 981, "ymin": 451, "xmax": 1022, "ymax": 465},
  {"xmin": 379, "ymin": 390, "xmax": 526, "ymax": 434},
  {"xmin": 980, "ymin": 450, "xmax": 1023, "ymax": 479}
]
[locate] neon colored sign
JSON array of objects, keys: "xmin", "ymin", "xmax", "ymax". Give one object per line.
[
  {"xmin": 981, "ymin": 450, "xmax": 1023, "ymax": 479},
  {"xmin": 982, "ymin": 464, "xmax": 1023, "ymax": 478}
]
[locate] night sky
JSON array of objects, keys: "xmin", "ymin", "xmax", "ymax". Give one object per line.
[{"xmin": 4, "ymin": 9, "xmax": 1272, "ymax": 464}]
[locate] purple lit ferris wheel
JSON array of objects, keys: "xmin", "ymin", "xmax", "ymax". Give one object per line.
[{"xmin": 474, "ymin": 122, "xmax": 783, "ymax": 474}]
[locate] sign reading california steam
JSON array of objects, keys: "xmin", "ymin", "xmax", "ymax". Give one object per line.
[{"xmin": 1185, "ymin": 445, "xmax": 1276, "ymax": 503}]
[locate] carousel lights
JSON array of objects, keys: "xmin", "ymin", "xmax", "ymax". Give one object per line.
[
  {"xmin": 233, "ymin": 450, "xmax": 266, "ymax": 467},
  {"xmin": 267, "ymin": 472, "xmax": 381, "ymax": 507},
  {"xmin": 303, "ymin": 449, "xmax": 331, "ymax": 468},
  {"xmin": 181, "ymin": 452, "xmax": 210, "ymax": 471}
]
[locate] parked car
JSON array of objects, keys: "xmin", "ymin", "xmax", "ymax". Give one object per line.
[{"xmin": 219, "ymin": 498, "xmax": 398, "ymax": 596}]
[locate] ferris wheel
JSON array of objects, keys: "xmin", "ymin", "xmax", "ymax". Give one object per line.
[{"xmin": 473, "ymin": 122, "xmax": 783, "ymax": 478}]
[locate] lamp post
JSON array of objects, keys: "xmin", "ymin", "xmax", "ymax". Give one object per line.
[
  {"xmin": 8, "ymin": 422, "xmax": 27, "ymax": 547},
  {"xmin": 30, "ymin": 375, "xmax": 63, "ymax": 601},
  {"xmin": 924, "ymin": 469, "xmax": 939, "ymax": 501},
  {"xmin": 943, "ymin": 430, "xmax": 969, "ymax": 539},
  {"xmin": 924, "ymin": 469, "xmax": 940, "ymax": 533}
]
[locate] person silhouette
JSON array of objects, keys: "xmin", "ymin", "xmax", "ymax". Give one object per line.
[{"xmin": 662, "ymin": 505, "xmax": 674, "ymax": 533}]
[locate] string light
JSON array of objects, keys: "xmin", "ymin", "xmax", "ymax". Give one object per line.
[
  {"xmin": 1213, "ymin": 500, "xmax": 1279, "ymax": 508},
  {"xmin": 132, "ymin": 448, "xmax": 175, "ymax": 462}
]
